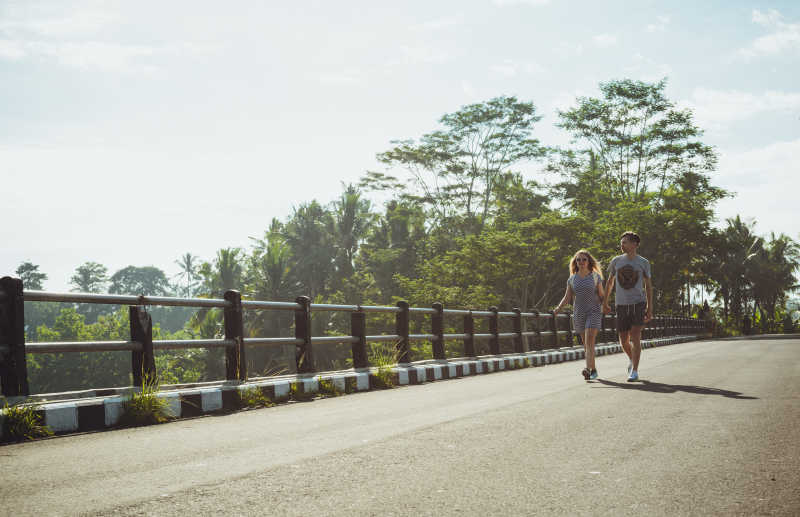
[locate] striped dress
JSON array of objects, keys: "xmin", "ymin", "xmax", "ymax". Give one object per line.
[{"xmin": 568, "ymin": 272, "xmax": 602, "ymax": 332}]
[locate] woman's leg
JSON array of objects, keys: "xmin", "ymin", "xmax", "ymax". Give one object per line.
[{"xmin": 584, "ymin": 328, "xmax": 598, "ymax": 371}]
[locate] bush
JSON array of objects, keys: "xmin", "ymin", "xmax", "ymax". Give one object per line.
[
  {"xmin": 237, "ymin": 387, "xmax": 275, "ymax": 408},
  {"xmin": 1, "ymin": 401, "xmax": 53, "ymax": 442},
  {"xmin": 118, "ymin": 376, "xmax": 172, "ymax": 427}
]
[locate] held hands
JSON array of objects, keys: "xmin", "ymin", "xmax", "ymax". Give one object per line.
[{"xmin": 602, "ymin": 304, "xmax": 611, "ymax": 314}]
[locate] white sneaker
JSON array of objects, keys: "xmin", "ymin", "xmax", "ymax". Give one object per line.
[
  {"xmin": 627, "ymin": 370, "xmax": 638, "ymax": 382},
  {"xmin": 627, "ymin": 360, "xmax": 632, "ymax": 375}
]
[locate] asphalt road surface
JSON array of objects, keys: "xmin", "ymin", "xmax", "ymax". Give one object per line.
[{"xmin": 2, "ymin": 338, "xmax": 799, "ymax": 516}]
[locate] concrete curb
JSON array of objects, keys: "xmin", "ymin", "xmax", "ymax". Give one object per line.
[
  {"xmin": 1, "ymin": 335, "xmax": 699, "ymax": 441},
  {"xmin": 719, "ymin": 334, "xmax": 798, "ymax": 341}
]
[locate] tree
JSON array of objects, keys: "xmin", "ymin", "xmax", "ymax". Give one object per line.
[
  {"xmin": 16, "ymin": 261, "xmax": 47, "ymax": 290},
  {"xmin": 174, "ymin": 253, "xmax": 201, "ymax": 297},
  {"xmin": 368, "ymin": 96, "xmax": 547, "ymax": 235},
  {"xmin": 282, "ymin": 201, "xmax": 336, "ymax": 299},
  {"xmin": 70, "ymin": 262, "xmax": 108, "ymax": 293},
  {"xmin": 553, "ymin": 78, "xmax": 718, "ymax": 203},
  {"xmin": 109, "ymin": 266, "xmax": 172, "ymax": 296},
  {"xmin": 749, "ymin": 233, "xmax": 799, "ymax": 331},
  {"xmin": 358, "ymin": 200, "xmax": 426, "ymax": 298},
  {"xmin": 706, "ymin": 216, "xmax": 761, "ymax": 325},
  {"xmin": 331, "ymin": 184, "xmax": 376, "ymax": 282}
]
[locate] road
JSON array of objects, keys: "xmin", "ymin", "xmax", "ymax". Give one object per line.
[{"xmin": 2, "ymin": 338, "xmax": 799, "ymax": 516}]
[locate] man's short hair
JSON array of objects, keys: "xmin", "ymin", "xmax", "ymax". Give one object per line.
[{"xmin": 620, "ymin": 231, "xmax": 640, "ymax": 244}]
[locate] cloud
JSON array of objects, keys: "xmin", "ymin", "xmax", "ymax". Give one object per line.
[
  {"xmin": 492, "ymin": 0, "xmax": 551, "ymax": 6},
  {"xmin": 0, "ymin": 11, "xmax": 117, "ymax": 38},
  {"xmin": 714, "ymin": 138, "xmax": 800, "ymax": 238},
  {"xmin": 592, "ymin": 33, "xmax": 617, "ymax": 48},
  {"xmin": 552, "ymin": 41, "xmax": 584, "ymax": 59},
  {"xmin": 396, "ymin": 45, "xmax": 451, "ymax": 65},
  {"xmin": 646, "ymin": 15, "xmax": 671, "ymax": 33},
  {"xmin": 319, "ymin": 72, "xmax": 361, "ymax": 85},
  {"xmin": 462, "ymin": 80, "xmax": 476, "ymax": 97},
  {"xmin": 0, "ymin": 5, "xmax": 216, "ymax": 73},
  {"xmin": 490, "ymin": 59, "xmax": 517, "ymax": 78},
  {"xmin": 411, "ymin": 14, "xmax": 465, "ymax": 31},
  {"xmin": 0, "ymin": 39, "xmax": 212, "ymax": 74},
  {"xmin": 682, "ymin": 88, "xmax": 800, "ymax": 130},
  {"xmin": 737, "ymin": 9, "xmax": 800, "ymax": 59},
  {"xmin": 623, "ymin": 52, "xmax": 671, "ymax": 82}
]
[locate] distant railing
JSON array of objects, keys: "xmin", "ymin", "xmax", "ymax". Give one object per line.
[{"xmin": 0, "ymin": 276, "xmax": 708, "ymax": 396}]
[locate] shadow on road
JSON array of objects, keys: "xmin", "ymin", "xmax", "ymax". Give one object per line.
[{"xmin": 592, "ymin": 379, "xmax": 758, "ymax": 399}]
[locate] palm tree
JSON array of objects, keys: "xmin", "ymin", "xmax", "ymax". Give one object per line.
[
  {"xmin": 332, "ymin": 184, "xmax": 375, "ymax": 281},
  {"xmin": 174, "ymin": 252, "xmax": 200, "ymax": 297},
  {"xmin": 750, "ymin": 233, "xmax": 800, "ymax": 331},
  {"xmin": 283, "ymin": 201, "xmax": 336, "ymax": 299}
]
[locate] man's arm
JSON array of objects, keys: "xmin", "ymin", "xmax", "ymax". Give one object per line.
[
  {"xmin": 602, "ymin": 275, "xmax": 614, "ymax": 313},
  {"xmin": 643, "ymin": 276, "xmax": 653, "ymax": 322}
]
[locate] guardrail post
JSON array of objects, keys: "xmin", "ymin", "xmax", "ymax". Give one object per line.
[
  {"xmin": 463, "ymin": 311, "xmax": 475, "ymax": 357},
  {"xmin": 295, "ymin": 296, "xmax": 315, "ymax": 373},
  {"xmin": 566, "ymin": 310, "xmax": 574, "ymax": 346},
  {"xmin": 532, "ymin": 310, "xmax": 541, "ymax": 350},
  {"xmin": 350, "ymin": 308, "xmax": 368, "ymax": 369},
  {"xmin": 129, "ymin": 305, "xmax": 156, "ymax": 387},
  {"xmin": 600, "ymin": 314, "xmax": 607, "ymax": 344},
  {"xmin": 512, "ymin": 308, "xmax": 524, "ymax": 353},
  {"xmin": 431, "ymin": 302, "xmax": 445, "ymax": 360},
  {"xmin": 488, "ymin": 306, "xmax": 500, "ymax": 355},
  {"xmin": 0, "ymin": 277, "xmax": 29, "ymax": 396},
  {"xmin": 549, "ymin": 310, "xmax": 558, "ymax": 347},
  {"xmin": 396, "ymin": 300, "xmax": 410, "ymax": 364},
  {"xmin": 224, "ymin": 290, "xmax": 245, "ymax": 381}
]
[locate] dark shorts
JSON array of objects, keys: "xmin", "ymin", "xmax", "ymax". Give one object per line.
[{"xmin": 616, "ymin": 302, "xmax": 646, "ymax": 332}]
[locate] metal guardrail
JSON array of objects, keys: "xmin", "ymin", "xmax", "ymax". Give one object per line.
[{"xmin": 0, "ymin": 278, "xmax": 709, "ymax": 397}]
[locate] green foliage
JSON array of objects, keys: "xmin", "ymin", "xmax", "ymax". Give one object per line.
[
  {"xmin": 289, "ymin": 382, "xmax": 315, "ymax": 401},
  {"xmin": 16, "ymin": 262, "xmax": 47, "ymax": 290},
  {"xmin": 18, "ymin": 81, "xmax": 800, "ymax": 393},
  {"xmin": 237, "ymin": 387, "xmax": 275, "ymax": 408},
  {"xmin": 109, "ymin": 265, "xmax": 171, "ymax": 296},
  {"xmin": 369, "ymin": 344, "xmax": 398, "ymax": 389},
  {"xmin": 1, "ymin": 401, "xmax": 53, "ymax": 442},
  {"xmin": 70, "ymin": 262, "xmax": 108, "ymax": 293},
  {"xmin": 118, "ymin": 376, "xmax": 172, "ymax": 427},
  {"xmin": 317, "ymin": 377, "xmax": 343, "ymax": 397}
]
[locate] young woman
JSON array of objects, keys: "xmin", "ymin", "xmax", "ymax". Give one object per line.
[{"xmin": 555, "ymin": 250, "xmax": 605, "ymax": 380}]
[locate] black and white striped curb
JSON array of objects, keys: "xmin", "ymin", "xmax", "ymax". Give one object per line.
[{"xmin": 0, "ymin": 335, "xmax": 698, "ymax": 440}]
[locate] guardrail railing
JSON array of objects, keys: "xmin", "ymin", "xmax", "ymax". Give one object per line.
[{"xmin": 0, "ymin": 276, "xmax": 708, "ymax": 396}]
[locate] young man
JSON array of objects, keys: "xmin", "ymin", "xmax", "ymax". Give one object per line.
[{"xmin": 602, "ymin": 232, "xmax": 653, "ymax": 382}]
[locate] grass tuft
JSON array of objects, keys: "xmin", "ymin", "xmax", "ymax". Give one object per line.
[
  {"xmin": 118, "ymin": 375, "xmax": 172, "ymax": 427},
  {"xmin": 369, "ymin": 344, "xmax": 399, "ymax": 389},
  {"xmin": 1, "ymin": 401, "xmax": 53, "ymax": 442},
  {"xmin": 317, "ymin": 377, "xmax": 343, "ymax": 397},
  {"xmin": 237, "ymin": 387, "xmax": 275, "ymax": 408},
  {"xmin": 289, "ymin": 382, "xmax": 315, "ymax": 401}
]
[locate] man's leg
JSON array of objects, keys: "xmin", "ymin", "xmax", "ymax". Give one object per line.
[
  {"xmin": 619, "ymin": 329, "xmax": 632, "ymax": 360},
  {"xmin": 630, "ymin": 325, "xmax": 643, "ymax": 370}
]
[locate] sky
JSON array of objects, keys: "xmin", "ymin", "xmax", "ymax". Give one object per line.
[{"xmin": 2, "ymin": 0, "xmax": 799, "ymax": 293}]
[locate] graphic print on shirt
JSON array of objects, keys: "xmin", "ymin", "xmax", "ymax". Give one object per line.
[{"xmin": 617, "ymin": 264, "xmax": 639, "ymax": 289}]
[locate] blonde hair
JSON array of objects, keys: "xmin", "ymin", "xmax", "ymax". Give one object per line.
[{"xmin": 569, "ymin": 249, "xmax": 603, "ymax": 278}]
